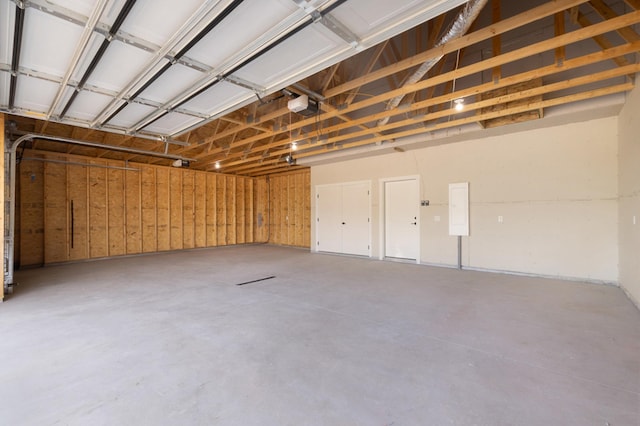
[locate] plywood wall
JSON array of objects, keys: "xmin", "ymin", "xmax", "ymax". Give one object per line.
[
  {"xmin": 17, "ymin": 152, "xmax": 277, "ymax": 267},
  {"xmin": 255, "ymin": 169, "xmax": 311, "ymax": 247}
]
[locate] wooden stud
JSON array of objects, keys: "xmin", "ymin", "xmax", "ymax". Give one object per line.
[
  {"xmin": 492, "ymin": 0, "xmax": 502, "ymax": 82},
  {"xmin": 555, "ymin": 12, "xmax": 566, "ymax": 65}
]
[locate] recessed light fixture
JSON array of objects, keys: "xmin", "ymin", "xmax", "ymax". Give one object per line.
[{"xmin": 454, "ymin": 98, "xmax": 465, "ymax": 111}]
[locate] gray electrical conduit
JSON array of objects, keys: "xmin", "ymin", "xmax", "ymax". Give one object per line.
[
  {"xmin": 3, "ymin": 133, "xmax": 197, "ymax": 292},
  {"xmin": 376, "ymin": 0, "xmax": 488, "ymax": 127}
]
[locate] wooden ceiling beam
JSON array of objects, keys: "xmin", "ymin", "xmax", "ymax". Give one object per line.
[
  {"xmin": 325, "ymin": 0, "xmax": 590, "ymax": 99},
  {"xmin": 192, "ymin": 12, "xmax": 640, "ymax": 167},
  {"xmin": 250, "ymin": 73, "xmax": 637, "ymax": 169},
  {"xmin": 491, "ymin": 0, "xmax": 502, "ymax": 82},
  {"xmin": 242, "ymin": 163, "xmax": 305, "ymax": 176},
  {"xmin": 555, "ymin": 12, "xmax": 567, "ymax": 64},
  {"xmin": 623, "ymin": 0, "xmax": 640, "ymax": 10},
  {"xmin": 588, "ymin": 0, "xmax": 640, "ymax": 42},
  {"xmin": 292, "ymin": 63, "xmax": 640, "ymax": 151},
  {"xmin": 575, "ymin": 11, "xmax": 630, "ymax": 67},
  {"xmin": 344, "ymin": 41, "xmax": 388, "ymax": 105},
  {"xmin": 299, "ymin": 83, "xmax": 633, "ymax": 158},
  {"xmin": 321, "ymin": 64, "xmax": 340, "ymax": 93},
  {"xmin": 219, "ymin": 116, "xmax": 272, "ymax": 133},
  {"xmin": 217, "ymin": 45, "xmax": 640, "ymax": 169}
]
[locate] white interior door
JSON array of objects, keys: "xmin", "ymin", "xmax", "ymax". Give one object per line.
[
  {"xmin": 385, "ymin": 179, "xmax": 419, "ymax": 260},
  {"xmin": 341, "ymin": 182, "xmax": 370, "ymax": 256},
  {"xmin": 316, "ymin": 185, "xmax": 342, "ymax": 253}
]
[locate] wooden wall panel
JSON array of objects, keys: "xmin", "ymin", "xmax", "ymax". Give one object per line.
[
  {"xmin": 254, "ymin": 177, "xmax": 268, "ymax": 243},
  {"xmin": 125, "ymin": 169, "xmax": 142, "ymax": 255},
  {"xmin": 67, "ymin": 164, "xmax": 89, "ymax": 261},
  {"xmin": 226, "ymin": 176, "xmax": 236, "ymax": 245},
  {"xmin": 245, "ymin": 178, "xmax": 253, "ymax": 243},
  {"xmin": 194, "ymin": 172, "xmax": 207, "ymax": 248},
  {"xmin": 182, "ymin": 170, "xmax": 195, "ymax": 249},
  {"xmin": 19, "ymin": 161, "xmax": 44, "ymax": 266},
  {"xmin": 17, "ymin": 150, "xmax": 308, "ymax": 266},
  {"xmin": 236, "ymin": 177, "xmax": 245, "ymax": 244},
  {"xmin": 44, "ymin": 161, "xmax": 68, "ymax": 263},
  {"xmin": 269, "ymin": 176, "xmax": 280, "ymax": 244},
  {"xmin": 206, "ymin": 173, "xmax": 217, "ymax": 246},
  {"xmin": 294, "ymin": 172, "xmax": 304, "ymax": 247},
  {"xmin": 169, "ymin": 169, "xmax": 183, "ymax": 250},
  {"xmin": 141, "ymin": 166, "xmax": 157, "ymax": 253},
  {"xmin": 303, "ymin": 172, "xmax": 311, "ymax": 247},
  {"xmin": 88, "ymin": 162, "xmax": 108, "ymax": 258},
  {"xmin": 216, "ymin": 175, "xmax": 226, "ymax": 245},
  {"xmin": 280, "ymin": 177, "xmax": 290, "ymax": 244},
  {"xmin": 266, "ymin": 170, "xmax": 310, "ymax": 248},
  {"xmin": 107, "ymin": 166, "xmax": 125, "ymax": 256},
  {"xmin": 156, "ymin": 168, "xmax": 170, "ymax": 252}
]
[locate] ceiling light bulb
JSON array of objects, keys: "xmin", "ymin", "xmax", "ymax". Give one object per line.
[
  {"xmin": 291, "ymin": 141, "xmax": 297, "ymax": 150},
  {"xmin": 214, "ymin": 161, "xmax": 221, "ymax": 169},
  {"xmin": 454, "ymin": 98, "xmax": 465, "ymax": 111}
]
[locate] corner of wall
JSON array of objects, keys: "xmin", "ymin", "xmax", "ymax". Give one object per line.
[{"xmin": 617, "ymin": 78, "xmax": 640, "ymax": 309}]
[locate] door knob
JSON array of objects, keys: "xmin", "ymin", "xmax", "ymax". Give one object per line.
[
  {"xmin": 342, "ymin": 222, "xmax": 346, "ymax": 225},
  {"xmin": 411, "ymin": 222, "xmax": 417, "ymax": 225}
]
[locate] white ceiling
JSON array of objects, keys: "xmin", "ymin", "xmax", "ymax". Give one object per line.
[{"xmin": 0, "ymin": 0, "xmax": 467, "ymax": 142}]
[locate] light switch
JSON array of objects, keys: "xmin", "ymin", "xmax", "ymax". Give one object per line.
[
  {"xmin": 434, "ymin": 215, "xmax": 441, "ymax": 222},
  {"xmin": 498, "ymin": 215, "xmax": 503, "ymax": 223}
]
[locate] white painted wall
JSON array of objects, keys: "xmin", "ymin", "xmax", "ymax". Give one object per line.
[
  {"xmin": 618, "ymin": 80, "xmax": 640, "ymax": 307},
  {"xmin": 311, "ymin": 116, "xmax": 619, "ymax": 282}
]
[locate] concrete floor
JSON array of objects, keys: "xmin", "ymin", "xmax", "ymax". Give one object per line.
[{"xmin": 1, "ymin": 245, "xmax": 639, "ymax": 425}]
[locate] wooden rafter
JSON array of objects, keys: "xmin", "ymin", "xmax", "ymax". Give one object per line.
[
  {"xmin": 575, "ymin": 10, "xmax": 630, "ymax": 67},
  {"xmin": 491, "ymin": 0, "xmax": 502, "ymax": 82},
  {"xmin": 12, "ymin": 0, "xmax": 640, "ymax": 176},
  {"xmin": 218, "ymin": 40, "xmax": 640, "ymax": 171},
  {"xmin": 588, "ymin": 0, "xmax": 640, "ymax": 42},
  {"xmin": 201, "ymin": 11, "xmax": 640, "ymax": 169}
]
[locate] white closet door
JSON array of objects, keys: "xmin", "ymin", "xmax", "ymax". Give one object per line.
[
  {"xmin": 341, "ymin": 182, "xmax": 370, "ymax": 256},
  {"xmin": 316, "ymin": 185, "xmax": 343, "ymax": 253},
  {"xmin": 384, "ymin": 179, "xmax": 419, "ymax": 260}
]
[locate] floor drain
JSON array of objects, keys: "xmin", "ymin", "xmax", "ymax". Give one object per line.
[{"xmin": 235, "ymin": 276, "xmax": 276, "ymax": 286}]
